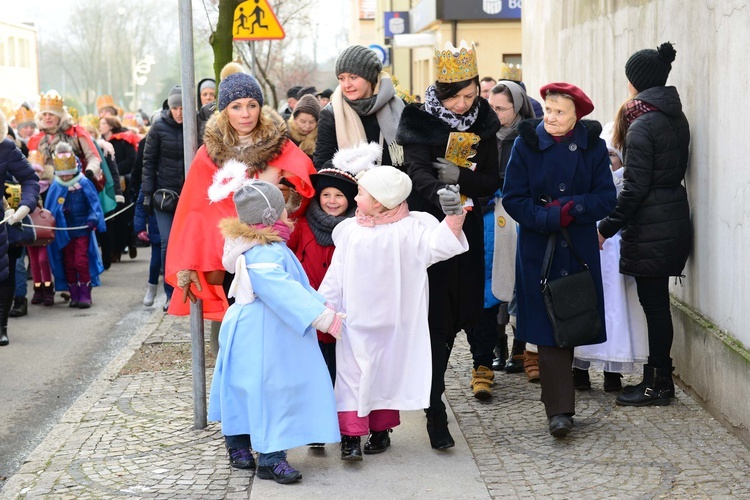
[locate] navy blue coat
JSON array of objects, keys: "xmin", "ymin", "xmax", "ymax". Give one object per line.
[
  {"xmin": 0, "ymin": 137, "xmax": 40, "ymax": 281},
  {"xmin": 502, "ymin": 119, "xmax": 617, "ymax": 347}
]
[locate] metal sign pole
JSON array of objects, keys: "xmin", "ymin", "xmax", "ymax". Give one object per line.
[{"xmin": 177, "ymin": 0, "xmax": 206, "ymax": 430}]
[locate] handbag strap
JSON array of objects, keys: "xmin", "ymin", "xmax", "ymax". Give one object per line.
[{"xmin": 540, "ymin": 228, "xmax": 590, "ymax": 288}]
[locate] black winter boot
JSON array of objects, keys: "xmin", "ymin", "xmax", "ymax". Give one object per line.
[
  {"xmin": 492, "ymin": 325, "xmax": 509, "ymax": 371},
  {"xmin": 0, "ymin": 286, "xmax": 14, "ymax": 346},
  {"xmin": 9, "ymin": 296, "xmax": 28, "ymax": 317},
  {"xmin": 340, "ymin": 435, "xmax": 363, "ymax": 461},
  {"xmin": 616, "ymin": 365, "xmax": 675, "ymax": 406},
  {"xmin": 425, "ymin": 408, "xmax": 455, "ymax": 450}
]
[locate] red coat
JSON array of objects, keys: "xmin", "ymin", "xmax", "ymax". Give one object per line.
[
  {"xmin": 288, "ymin": 216, "xmax": 336, "ymax": 343},
  {"xmin": 165, "ymin": 140, "xmax": 316, "ymax": 320}
]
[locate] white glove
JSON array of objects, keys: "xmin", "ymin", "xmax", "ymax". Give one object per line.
[
  {"xmin": 312, "ymin": 308, "xmax": 347, "ymax": 340},
  {"xmin": 7, "ymin": 205, "xmax": 30, "ymax": 225}
]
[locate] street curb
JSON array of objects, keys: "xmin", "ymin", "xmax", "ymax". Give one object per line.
[{"xmin": 1, "ymin": 308, "xmax": 170, "ymax": 498}]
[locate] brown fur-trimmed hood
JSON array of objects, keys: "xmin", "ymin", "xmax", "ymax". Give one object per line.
[
  {"xmin": 219, "ymin": 217, "xmax": 284, "ymax": 245},
  {"xmin": 203, "ymin": 106, "xmax": 288, "ymax": 172},
  {"xmin": 286, "ymin": 117, "xmax": 317, "ymax": 157}
]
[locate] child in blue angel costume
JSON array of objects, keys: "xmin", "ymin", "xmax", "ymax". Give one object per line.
[
  {"xmin": 206, "ymin": 173, "xmax": 342, "ymax": 485},
  {"xmin": 44, "ymin": 142, "xmax": 106, "ymax": 308}
]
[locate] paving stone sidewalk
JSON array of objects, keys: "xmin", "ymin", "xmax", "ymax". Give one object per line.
[{"xmin": 3, "ymin": 312, "xmax": 750, "ymax": 499}]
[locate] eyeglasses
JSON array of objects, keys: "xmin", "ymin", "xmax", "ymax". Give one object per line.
[{"xmin": 493, "ymin": 106, "xmax": 513, "ymax": 113}]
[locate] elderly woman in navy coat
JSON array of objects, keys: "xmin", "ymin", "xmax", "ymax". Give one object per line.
[{"xmin": 502, "ymin": 83, "xmax": 616, "ymax": 437}]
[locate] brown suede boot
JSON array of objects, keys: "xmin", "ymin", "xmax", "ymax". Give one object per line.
[
  {"xmin": 523, "ymin": 350, "xmax": 540, "ymax": 383},
  {"xmin": 471, "ymin": 365, "xmax": 494, "ymax": 400}
]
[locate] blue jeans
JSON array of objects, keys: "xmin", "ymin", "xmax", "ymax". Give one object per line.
[
  {"xmin": 153, "ymin": 209, "xmax": 174, "ymax": 299},
  {"xmin": 14, "ymin": 248, "xmax": 27, "ymax": 297},
  {"xmin": 148, "ymin": 243, "xmax": 161, "ymax": 286}
]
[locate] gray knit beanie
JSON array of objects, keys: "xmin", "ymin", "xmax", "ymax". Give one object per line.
[
  {"xmin": 167, "ymin": 85, "xmax": 182, "ymax": 108},
  {"xmin": 335, "ymin": 45, "xmax": 382, "ymax": 86},
  {"xmin": 219, "ymin": 73, "xmax": 264, "ymax": 111},
  {"xmin": 234, "ymin": 180, "xmax": 286, "ymax": 226}
]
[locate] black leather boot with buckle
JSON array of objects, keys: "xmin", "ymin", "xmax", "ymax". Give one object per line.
[{"xmin": 616, "ymin": 365, "xmax": 674, "ymax": 406}]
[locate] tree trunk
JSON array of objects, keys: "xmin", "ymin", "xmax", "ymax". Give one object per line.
[{"xmin": 211, "ymin": 0, "xmax": 242, "ymax": 85}]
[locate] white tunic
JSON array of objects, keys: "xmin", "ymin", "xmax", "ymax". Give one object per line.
[
  {"xmin": 319, "ymin": 212, "xmax": 469, "ymax": 417},
  {"xmin": 574, "ymin": 168, "xmax": 649, "ymax": 373}
]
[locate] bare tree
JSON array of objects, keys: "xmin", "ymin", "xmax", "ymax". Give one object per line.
[{"xmin": 40, "ymin": 0, "xmax": 181, "ymax": 113}]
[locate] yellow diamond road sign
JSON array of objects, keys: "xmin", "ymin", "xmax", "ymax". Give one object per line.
[{"xmin": 233, "ymin": 0, "xmax": 285, "ymax": 41}]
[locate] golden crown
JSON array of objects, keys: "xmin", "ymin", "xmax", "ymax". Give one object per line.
[
  {"xmin": 435, "ymin": 41, "xmax": 479, "ymax": 83},
  {"xmin": 499, "ymin": 63, "xmax": 522, "ymax": 82},
  {"xmin": 96, "ymin": 94, "xmax": 117, "ymax": 112},
  {"xmin": 53, "ymin": 142, "xmax": 78, "ymax": 173},
  {"xmin": 15, "ymin": 106, "xmax": 35, "ymax": 126},
  {"xmin": 39, "ymin": 91, "xmax": 65, "ymax": 114}
]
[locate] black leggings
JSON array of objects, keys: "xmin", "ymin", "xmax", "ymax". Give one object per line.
[{"xmin": 635, "ymin": 276, "xmax": 673, "ymax": 368}]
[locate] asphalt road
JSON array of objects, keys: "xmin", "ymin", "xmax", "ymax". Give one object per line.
[{"xmin": 0, "ymin": 249, "xmax": 157, "ymax": 485}]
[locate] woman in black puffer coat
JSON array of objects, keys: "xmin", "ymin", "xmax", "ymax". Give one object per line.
[
  {"xmin": 141, "ymin": 85, "xmax": 185, "ymax": 310},
  {"xmin": 597, "ymin": 42, "xmax": 691, "ymax": 407}
]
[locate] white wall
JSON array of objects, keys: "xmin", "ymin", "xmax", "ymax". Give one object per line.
[{"xmin": 522, "ymin": 0, "xmax": 750, "ymax": 348}]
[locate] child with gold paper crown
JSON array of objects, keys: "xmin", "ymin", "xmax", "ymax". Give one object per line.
[
  {"xmin": 318, "ymin": 142, "xmax": 469, "ymax": 462},
  {"xmin": 206, "ymin": 164, "xmax": 341, "ymax": 484},
  {"xmin": 44, "ymin": 142, "xmax": 106, "ymax": 308}
]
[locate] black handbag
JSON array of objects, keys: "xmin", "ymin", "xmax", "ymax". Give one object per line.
[
  {"xmin": 540, "ymin": 228, "xmax": 602, "ymax": 348},
  {"xmin": 152, "ymin": 188, "xmax": 180, "ymax": 213}
]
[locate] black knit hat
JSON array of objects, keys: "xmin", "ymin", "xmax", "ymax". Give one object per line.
[
  {"xmin": 296, "ymin": 86, "xmax": 317, "ymax": 99},
  {"xmin": 287, "ymin": 86, "xmax": 303, "ymax": 98},
  {"xmin": 313, "ymin": 162, "xmax": 358, "ymax": 210},
  {"xmin": 335, "ymin": 45, "xmax": 382, "ymax": 86},
  {"xmin": 625, "ymin": 42, "xmax": 677, "ymax": 92}
]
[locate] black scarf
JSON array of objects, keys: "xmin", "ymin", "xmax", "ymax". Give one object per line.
[
  {"xmin": 306, "ymin": 199, "xmax": 355, "ymax": 247},
  {"xmin": 344, "ymin": 95, "xmax": 377, "ymax": 116}
]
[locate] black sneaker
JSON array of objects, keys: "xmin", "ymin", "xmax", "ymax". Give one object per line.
[
  {"xmin": 363, "ymin": 429, "xmax": 392, "ymax": 454},
  {"xmin": 256, "ymin": 460, "xmax": 302, "ymax": 484},
  {"xmin": 228, "ymin": 448, "xmax": 256, "ymax": 470}
]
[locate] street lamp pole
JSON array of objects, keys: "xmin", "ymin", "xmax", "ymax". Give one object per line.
[{"xmin": 177, "ymin": 0, "xmax": 205, "ymax": 430}]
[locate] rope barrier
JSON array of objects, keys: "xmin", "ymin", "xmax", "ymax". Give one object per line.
[{"xmin": 1, "ymin": 202, "xmax": 135, "ymax": 231}]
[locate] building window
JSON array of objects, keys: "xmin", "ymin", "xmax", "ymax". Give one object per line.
[
  {"xmin": 18, "ymin": 38, "xmax": 30, "ymax": 68},
  {"xmin": 7, "ymin": 36, "xmax": 16, "ymax": 67},
  {"xmin": 359, "ymin": 0, "xmax": 376, "ymax": 20},
  {"xmin": 0, "ymin": 39, "xmax": 5, "ymax": 66}
]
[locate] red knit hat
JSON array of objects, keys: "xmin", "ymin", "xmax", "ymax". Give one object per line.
[{"xmin": 539, "ymin": 82, "xmax": 594, "ymax": 120}]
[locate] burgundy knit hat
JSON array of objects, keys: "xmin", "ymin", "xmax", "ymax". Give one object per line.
[{"xmin": 540, "ymin": 82, "xmax": 594, "ymax": 120}]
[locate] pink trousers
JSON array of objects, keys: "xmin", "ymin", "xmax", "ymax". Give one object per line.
[
  {"xmin": 28, "ymin": 246, "xmax": 52, "ymax": 283},
  {"xmin": 62, "ymin": 235, "xmax": 91, "ymax": 284},
  {"xmin": 338, "ymin": 409, "xmax": 400, "ymax": 437}
]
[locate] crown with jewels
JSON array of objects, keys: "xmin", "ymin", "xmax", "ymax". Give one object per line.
[
  {"xmin": 39, "ymin": 91, "xmax": 65, "ymax": 115},
  {"xmin": 52, "ymin": 142, "xmax": 79, "ymax": 175},
  {"xmin": 499, "ymin": 63, "xmax": 522, "ymax": 82},
  {"xmin": 435, "ymin": 41, "xmax": 479, "ymax": 83}
]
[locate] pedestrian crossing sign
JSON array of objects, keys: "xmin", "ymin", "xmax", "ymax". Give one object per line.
[{"xmin": 233, "ymin": 0, "xmax": 286, "ymax": 41}]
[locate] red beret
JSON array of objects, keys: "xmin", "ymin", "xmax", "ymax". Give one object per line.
[{"xmin": 539, "ymin": 82, "xmax": 594, "ymax": 120}]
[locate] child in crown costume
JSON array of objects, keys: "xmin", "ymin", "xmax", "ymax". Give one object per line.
[
  {"xmin": 44, "ymin": 142, "xmax": 106, "ymax": 308},
  {"xmin": 206, "ymin": 166, "xmax": 341, "ymax": 484}
]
